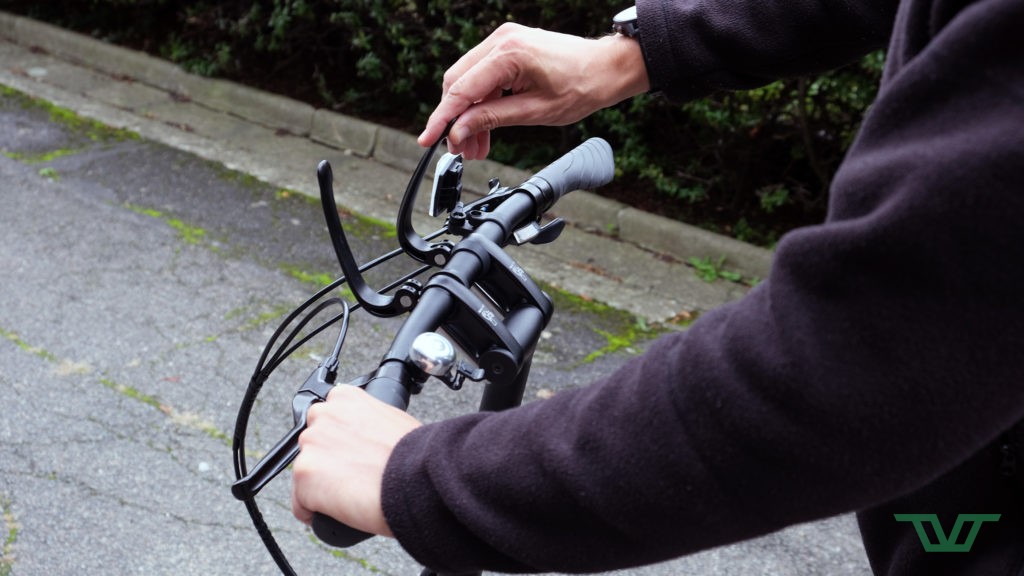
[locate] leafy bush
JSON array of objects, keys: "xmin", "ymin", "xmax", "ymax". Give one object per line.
[
  {"xmin": 579, "ymin": 51, "xmax": 883, "ymax": 245},
  {"xmin": 5, "ymin": 0, "xmax": 882, "ymax": 245}
]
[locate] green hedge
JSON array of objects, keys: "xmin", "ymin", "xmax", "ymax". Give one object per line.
[{"xmin": 5, "ymin": 0, "xmax": 882, "ymax": 245}]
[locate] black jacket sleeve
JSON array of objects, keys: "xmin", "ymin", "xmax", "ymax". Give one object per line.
[
  {"xmin": 381, "ymin": 0, "xmax": 1024, "ymax": 573},
  {"xmin": 636, "ymin": 0, "xmax": 897, "ymax": 100}
]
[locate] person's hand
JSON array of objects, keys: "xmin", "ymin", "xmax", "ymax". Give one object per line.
[
  {"xmin": 417, "ymin": 23, "xmax": 650, "ymax": 160},
  {"xmin": 291, "ymin": 385, "xmax": 422, "ymax": 536}
]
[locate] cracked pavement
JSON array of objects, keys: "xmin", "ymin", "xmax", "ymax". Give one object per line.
[{"xmin": 0, "ymin": 90, "xmax": 869, "ymax": 575}]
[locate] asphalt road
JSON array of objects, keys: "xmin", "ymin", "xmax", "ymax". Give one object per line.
[{"xmin": 0, "ymin": 90, "xmax": 870, "ymax": 575}]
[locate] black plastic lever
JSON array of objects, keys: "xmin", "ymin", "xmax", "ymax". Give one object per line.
[
  {"xmin": 511, "ymin": 218, "xmax": 566, "ymax": 246},
  {"xmin": 232, "ymin": 363, "xmax": 338, "ymax": 500},
  {"xmin": 317, "ymin": 161, "xmax": 420, "ymax": 317},
  {"xmin": 396, "ymin": 118, "xmax": 459, "ymax": 267}
]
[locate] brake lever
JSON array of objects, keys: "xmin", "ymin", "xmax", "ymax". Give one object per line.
[
  {"xmin": 231, "ymin": 364, "xmax": 337, "ymax": 500},
  {"xmin": 317, "ymin": 119, "xmax": 459, "ymax": 317},
  {"xmin": 395, "ymin": 117, "xmax": 459, "ymax": 267}
]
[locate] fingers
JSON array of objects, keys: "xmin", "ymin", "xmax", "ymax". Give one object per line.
[
  {"xmin": 472, "ymin": 130, "xmax": 492, "ymax": 161},
  {"xmin": 291, "ymin": 483, "xmax": 314, "ymax": 526},
  {"xmin": 418, "ymin": 25, "xmax": 592, "ymax": 157},
  {"xmin": 434, "ymin": 86, "xmax": 543, "ymax": 159},
  {"xmin": 417, "ymin": 23, "xmax": 527, "ymax": 150},
  {"xmin": 440, "ymin": 23, "xmax": 519, "ymax": 95},
  {"xmin": 417, "ymin": 70, "xmax": 511, "ymax": 153}
]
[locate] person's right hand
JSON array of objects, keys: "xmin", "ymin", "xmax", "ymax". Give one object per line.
[
  {"xmin": 291, "ymin": 385, "xmax": 421, "ymax": 537},
  {"xmin": 417, "ymin": 23, "xmax": 650, "ymax": 160}
]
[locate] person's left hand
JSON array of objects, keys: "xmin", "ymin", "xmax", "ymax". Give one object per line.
[{"xmin": 291, "ymin": 385, "xmax": 422, "ymax": 536}]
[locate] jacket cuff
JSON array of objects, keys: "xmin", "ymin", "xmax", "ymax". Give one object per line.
[{"xmin": 381, "ymin": 418, "xmax": 527, "ymax": 574}]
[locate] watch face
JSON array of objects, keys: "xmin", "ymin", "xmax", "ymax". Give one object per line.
[
  {"xmin": 612, "ymin": 6, "xmax": 638, "ymax": 37},
  {"xmin": 613, "ymin": 6, "xmax": 637, "ymax": 24}
]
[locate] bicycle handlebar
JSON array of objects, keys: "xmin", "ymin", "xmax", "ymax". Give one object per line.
[
  {"xmin": 313, "ymin": 509, "xmax": 375, "ymax": 547},
  {"xmin": 234, "ymin": 136, "xmax": 615, "ymax": 564},
  {"xmin": 310, "ymin": 137, "xmax": 613, "ymax": 548}
]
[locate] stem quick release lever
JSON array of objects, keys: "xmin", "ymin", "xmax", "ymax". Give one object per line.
[{"xmin": 511, "ymin": 219, "xmax": 566, "ymax": 246}]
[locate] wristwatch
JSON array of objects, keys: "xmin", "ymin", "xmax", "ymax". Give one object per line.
[{"xmin": 611, "ymin": 6, "xmax": 639, "ymax": 39}]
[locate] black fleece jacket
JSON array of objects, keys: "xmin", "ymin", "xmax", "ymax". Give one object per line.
[{"xmin": 381, "ymin": 0, "xmax": 1024, "ymax": 574}]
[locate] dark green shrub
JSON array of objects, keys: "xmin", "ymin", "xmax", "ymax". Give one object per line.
[{"xmin": 577, "ymin": 51, "xmax": 883, "ymax": 245}]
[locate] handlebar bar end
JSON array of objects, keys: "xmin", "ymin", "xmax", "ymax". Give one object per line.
[{"xmin": 526, "ymin": 138, "xmax": 614, "ymax": 210}]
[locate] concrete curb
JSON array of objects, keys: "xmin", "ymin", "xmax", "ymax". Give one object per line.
[{"xmin": 0, "ymin": 10, "xmax": 773, "ymax": 279}]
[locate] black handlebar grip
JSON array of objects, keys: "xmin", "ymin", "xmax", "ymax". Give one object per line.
[
  {"xmin": 526, "ymin": 137, "xmax": 614, "ymax": 207},
  {"xmin": 312, "ymin": 513, "xmax": 374, "ymax": 547}
]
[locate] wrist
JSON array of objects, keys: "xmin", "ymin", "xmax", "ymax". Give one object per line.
[{"xmin": 596, "ymin": 33, "xmax": 651, "ymax": 104}]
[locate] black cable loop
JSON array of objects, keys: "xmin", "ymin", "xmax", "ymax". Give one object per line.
[
  {"xmin": 266, "ymin": 297, "xmax": 345, "ymax": 371},
  {"xmin": 233, "ymin": 297, "xmax": 352, "ymax": 576},
  {"xmin": 234, "ymin": 297, "xmax": 349, "ymax": 480}
]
